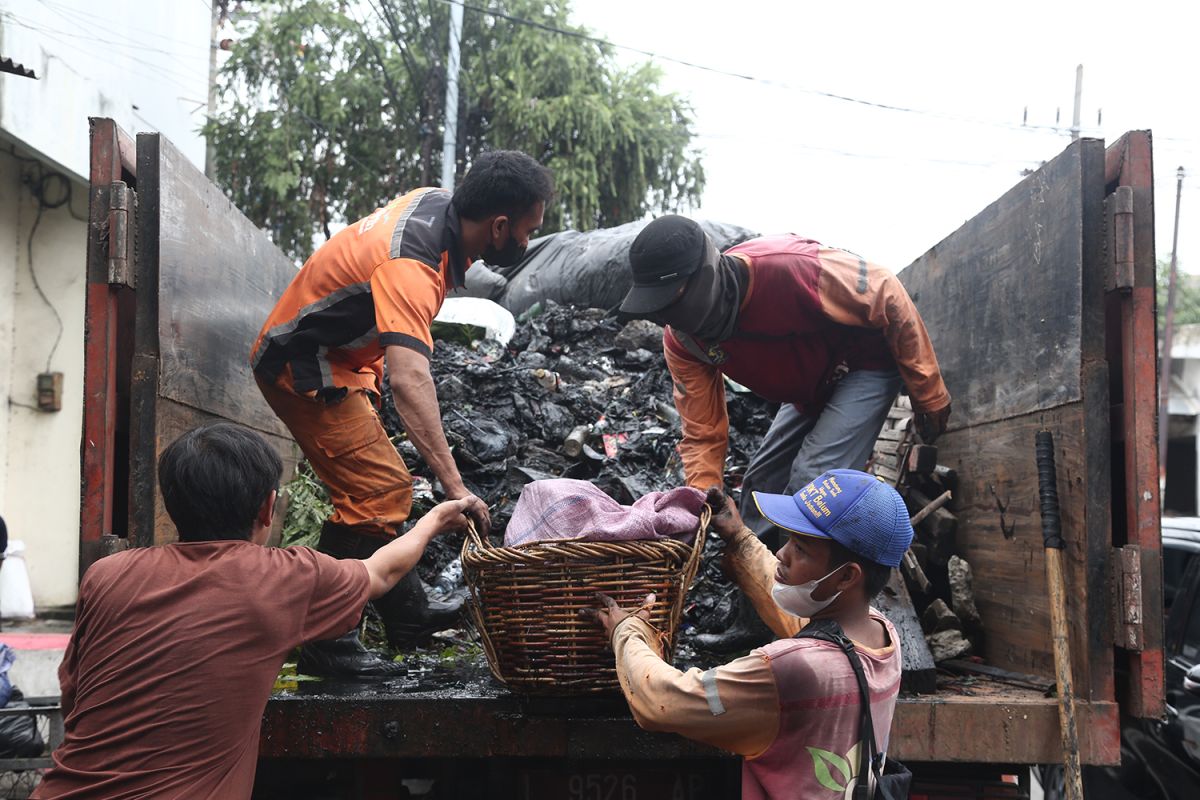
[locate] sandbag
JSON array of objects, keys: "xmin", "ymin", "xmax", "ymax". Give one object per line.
[{"xmin": 452, "ymin": 219, "xmax": 758, "ymax": 315}]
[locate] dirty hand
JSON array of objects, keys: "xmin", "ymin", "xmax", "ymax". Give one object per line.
[
  {"xmin": 915, "ymin": 402, "xmax": 952, "ymax": 444},
  {"xmin": 580, "ymin": 592, "xmax": 656, "ymax": 641},
  {"xmin": 428, "ymin": 495, "xmax": 489, "ymax": 536},
  {"xmin": 704, "ymin": 486, "xmax": 744, "ymax": 541},
  {"xmin": 444, "ymin": 487, "xmax": 492, "ymax": 536}
]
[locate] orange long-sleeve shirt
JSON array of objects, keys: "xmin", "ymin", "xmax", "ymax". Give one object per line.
[
  {"xmin": 665, "ymin": 235, "xmax": 949, "ymax": 489},
  {"xmin": 610, "ymin": 528, "xmax": 901, "ymax": 799}
]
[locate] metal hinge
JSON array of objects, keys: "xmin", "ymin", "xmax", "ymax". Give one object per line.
[
  {"xmin": 1112, "ymin": 544, "xmax": 1144, "ymax": 650},
  {"xmin": 1111, "ymin": 185, "xmax": 1135, "ymax": 291},
  {"xmin": 107, "ymin": 181, "xmax": 136, "ymax": 288}
]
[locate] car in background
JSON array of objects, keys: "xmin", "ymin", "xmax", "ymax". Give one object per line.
[{"xmin": 1070, "ymin": 518, "xmax": 1200, "ymax": 799}]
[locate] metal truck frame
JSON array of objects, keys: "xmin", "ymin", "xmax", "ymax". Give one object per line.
[{"xmin": 79, "ymin": 119, "xmax": 1163, "ymax": 793}]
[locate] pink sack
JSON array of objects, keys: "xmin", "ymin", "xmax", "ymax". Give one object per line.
[{"xmin": 504, "ymin": 479, "xmax": 705, "ymax": 547}]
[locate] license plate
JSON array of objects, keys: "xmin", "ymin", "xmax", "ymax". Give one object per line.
[{"xmin": 519, "ymin": 768, "xmax": 715, "ymax": 800}]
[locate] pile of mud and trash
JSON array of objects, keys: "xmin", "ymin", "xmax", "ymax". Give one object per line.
[
  {"xmin": 280, "ymin": 218, "xmax": 768, "ymax": 682},
  {"xmin": 381, "ymin": 300, "xmax": 776, "ymax": 672}
]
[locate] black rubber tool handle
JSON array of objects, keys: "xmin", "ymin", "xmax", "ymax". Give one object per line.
[{"xmin": 1035, "ymin": 430, "xmax": 1064, "ymax": 550}]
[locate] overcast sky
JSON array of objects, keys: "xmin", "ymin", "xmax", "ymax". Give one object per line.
[{"xmin": 568, "ymin": 0, "xmax": 1199, "ymax": 273}]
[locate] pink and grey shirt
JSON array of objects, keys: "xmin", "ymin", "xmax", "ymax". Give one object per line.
[{"xmin": 610, "ymin": 529, "xmax": 901, "ymax": 799}]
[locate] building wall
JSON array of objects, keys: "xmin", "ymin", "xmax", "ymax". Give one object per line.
[
  {"xmin": 0, "ymin": 0, "xmax": 211, "ymax": 179},
  {"xmin": 0, "ymin": 148, "xmax": 88, "ymax": 608},
  {"xmin": 0, "ymin": 1, "xmax": 211, "ymax": 608}
]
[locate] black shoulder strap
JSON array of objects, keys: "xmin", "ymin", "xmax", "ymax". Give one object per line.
[{"xmin": 795, "ymin": 619, "xmax": 881, "ymax": 798}]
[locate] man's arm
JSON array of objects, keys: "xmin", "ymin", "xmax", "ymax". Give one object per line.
[
  {"xmin": 664, "ymin": 336, "xmax": 729, "ymax": 489},
  {"xmin": 705, "ymin": 489, "xmax": 803, "ymax": 638},
  {"xmin": 595, "ymin": 607, "xmax": 779, "ymax": 758},
  {"xmin": 723, "ymin": 529, "xmax": 804, "ymax": 638},
  {"xmin": 815, "ymin": 248, "xmax": 951, "ymax": 435},
  {"xmin": 362, "ymin": 496, "xmax": 485, "ymax": 599},
  {"xmin": 371, "ymin": 255, "xmax": 491, "ymax": 534},
  {"xmin": 385, "ymin": 346, "xmax": 490, "ymax": 534}
]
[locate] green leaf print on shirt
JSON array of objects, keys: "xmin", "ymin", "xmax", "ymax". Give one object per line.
[{"xmin": 807, "ymin": 743, "xmax": 862, "ymax": 794}]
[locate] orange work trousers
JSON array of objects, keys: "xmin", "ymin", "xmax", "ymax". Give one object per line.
[{"xmin": 256, "ymin": 375, "xmax": 412, "ymax": 538}]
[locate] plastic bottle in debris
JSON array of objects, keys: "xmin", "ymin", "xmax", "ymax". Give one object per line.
[
  {"xmin": 531, "ymin": 368, "xmax": 560, "ymax": 391},
  {"xmin": 563, "ymin": 425, "xmax": 592, "ymax": 457},
  {"xmin": 432, "ymin": 557, "xmax": 464, "ymax": 598}
]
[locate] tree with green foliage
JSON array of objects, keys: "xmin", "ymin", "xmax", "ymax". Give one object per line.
[
  {"xmin": 206, "ymin": 0, "xmax": 705, "ymax": 259},
  {"xmin": 1157, "ymin": 258, "xmax": 1200, "ymax": 334}
]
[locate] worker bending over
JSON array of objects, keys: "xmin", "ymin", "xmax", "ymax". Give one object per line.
[
  {"xmin": 252, "ymin": 151, "xmax": 553, "ymax": 676},
  {"xmin": 589, "ymin": 470, "xmax": 910, "ymax": 799},
  {"xmin": 34, "ymin": 423, "xmax": 483, "ymax": 800},
  {"xmin": 618, "ymin": 216, "xmax": 949, "ymax": 651}
]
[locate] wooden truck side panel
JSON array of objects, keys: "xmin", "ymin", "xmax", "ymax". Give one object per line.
[
  {"xmin": 81, "ymin": 122, "xmax": 1162, "ymax": 765},
  {"xmin": 896, "ymin": 139, "xmax": 1114, "ymax": 701}
]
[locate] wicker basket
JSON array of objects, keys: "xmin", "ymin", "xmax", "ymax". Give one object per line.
[{"xmin": 461, "ymin": 507, "xmax": 710, "ymax": 694}]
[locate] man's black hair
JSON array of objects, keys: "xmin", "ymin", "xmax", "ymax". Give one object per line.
[
  {"xmin": 157, "ymin": 423, "xmax": 282, "ymax": 542},
  {"xmin": 828, "ymin": 540, "xmax": 893, "ymax": 600},
  {"xmin": 451, "ymin": 150, "xmax": 554, "ymax": 221}
]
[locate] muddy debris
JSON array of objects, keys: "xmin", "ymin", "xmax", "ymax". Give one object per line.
[
  {"xmin": 926, "ymin": 629, "xmax": 973, "ymax": 662},
  {"xmin": 947, "ymin": 555, "xmax": 982, "ymax": 628},
  {"xmin": 378, "ymin": 301, "xmax": 776, "ymax": 670}
]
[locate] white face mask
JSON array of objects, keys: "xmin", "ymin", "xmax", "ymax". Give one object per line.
[{"xmin": 772, "ymin": 566, "xmax": 845, "ymax": 618}]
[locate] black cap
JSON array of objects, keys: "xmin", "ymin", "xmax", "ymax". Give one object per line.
[{"xmin": 619, "ymin": 216, "xmax": 716, "ymax": 315}]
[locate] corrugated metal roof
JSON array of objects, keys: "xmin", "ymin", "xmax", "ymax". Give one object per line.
[{"xmin": 0, "ymin": 56, "xmax": 37, "ymax": 80}]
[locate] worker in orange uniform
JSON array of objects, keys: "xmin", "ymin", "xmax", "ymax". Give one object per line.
[
  {"xmin": 618, "ymin": 216, "xmax": 949, "ymax": 651},
  {"xmin": 252, "ymin": 151, "xmax": 554, "ymax": 677},
  {"xmin": 589, "ymin": 473, "xmax": 912, "ymax": 799}
]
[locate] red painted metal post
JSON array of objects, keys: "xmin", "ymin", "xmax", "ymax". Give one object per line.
[
  {"xmin": 1104, "ymin": 131, "xmax": 1165, "ymax": 719},
  {"xmin": 80, "ymin": 118, "xmax": 137, "ymax": 576}
]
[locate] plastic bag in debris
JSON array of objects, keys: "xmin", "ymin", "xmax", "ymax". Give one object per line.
[
  {"xmin": 452, "ymin": 219, "xmax": 759, "ymax": 316},
  {"xmin": 0, "ymin": 686, "xmax": 45, "ymax": 759}
]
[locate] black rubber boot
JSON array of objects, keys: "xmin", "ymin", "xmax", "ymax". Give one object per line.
[
  {"xmin": 692, "ymin": 589, "xmax": 774, "ymax": 654},
  {"xmin": 372, "ymin": 570, "xmax": 465, "ymax": 650},
  {"xmin": 297, "ymin": 521, "xmax": 405, "ymax": 679}
]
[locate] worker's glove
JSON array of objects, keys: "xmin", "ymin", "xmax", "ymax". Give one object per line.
[
  {"xmin": 915, "ymin": 402, "xmax": 952, "ymax": 444},
  {"xmin": 704, "ymin": 486, "xmax": 745, "ymax": 542}
]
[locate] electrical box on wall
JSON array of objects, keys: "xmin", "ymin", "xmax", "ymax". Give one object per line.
[{"xmin": 37, "ymin": 372, "xmax": 63, "ymax": 412}]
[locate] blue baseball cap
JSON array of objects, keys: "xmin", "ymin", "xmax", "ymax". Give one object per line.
[{"xmin": 752, "ymin": 469, "xmax": 913, "ymax": 568}]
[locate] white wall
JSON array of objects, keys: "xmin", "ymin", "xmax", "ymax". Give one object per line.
[
  {"xmin": 0, "ymin": 1, "xmax": 211, "ymax": 608},
  {"xmin": 0, "ymin": 146, "xmax": 88, "ymax": 608},
  {"xmin": 0, "ymin": 0, "xmax": 211, "ymax": 179}
]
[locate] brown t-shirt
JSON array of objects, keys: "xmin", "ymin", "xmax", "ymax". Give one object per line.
[{"xmin": 33, "ymin": 541, "xmax": 369, "ymax": 800}]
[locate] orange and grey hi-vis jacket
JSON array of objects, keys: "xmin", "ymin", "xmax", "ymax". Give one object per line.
[{"xmin": 664, "ymin": 234, "xmax": 950, "ymax": 489}]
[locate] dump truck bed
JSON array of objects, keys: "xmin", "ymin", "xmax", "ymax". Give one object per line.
[
  {"xmin": 81, "ymin": 120, "xmax": 1162, "ymax": 773},
  {"xmin": 260, "ymin": 673, "xmax": 1119, "ymax": 765}
]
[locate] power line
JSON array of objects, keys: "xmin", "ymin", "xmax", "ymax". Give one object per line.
[
  {"xmin": 2, "ymin": 12, "xmax": 208, "ymax": 84},
  {"xmin": 433, "ymin": 0, "xmax": 1090, "ymax": 138},
  {"xmin": 36, "ymin": 0, "xmax": 213, "ymax": 54}
]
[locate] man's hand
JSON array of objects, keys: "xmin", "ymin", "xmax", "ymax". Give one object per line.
[
  {"xmin": 915, "ymin": 402, "xmax": 951, "ymax": 444},
  {"xmin": 704, "ymin": 486, "xmax": 744, "ymax": 541},
  {"xmin": 365, "ymin": 495, "xmax": 488, "ymax": 599},
  {"xmin": 425, "ymin": 495, "xmax": 488, "ymax": 534},
  {"xmin": 581, "ymin": 592, "xmax": 656, "ymax": 641},
  {"xmin": 443, "ymin": 486, "xmax": 491, "ymax": 536}
]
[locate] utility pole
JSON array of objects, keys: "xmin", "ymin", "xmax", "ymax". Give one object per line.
[
  {"xmin": 1160, "ymin": 166, "xmax": 1187, "ymax": 491},
  {"xmin": 440, "ymin": 0, "xmax": 465, "ymax": 190},
  {"xmin": 204, "ymin": 1, "xmax": 224, "ymax": 180},
  {"xmin": 1070, "ymin": 64, "xmax": 1083, "ymax": 142}
]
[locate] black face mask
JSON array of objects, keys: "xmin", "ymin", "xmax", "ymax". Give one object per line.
[
  {"xmin": 651, "ymin": 254, "xmax": 748, "ymax": 343},
  {"xmin": 482, "ymin": 232, "xmax": 527, "ymax": 269}
]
